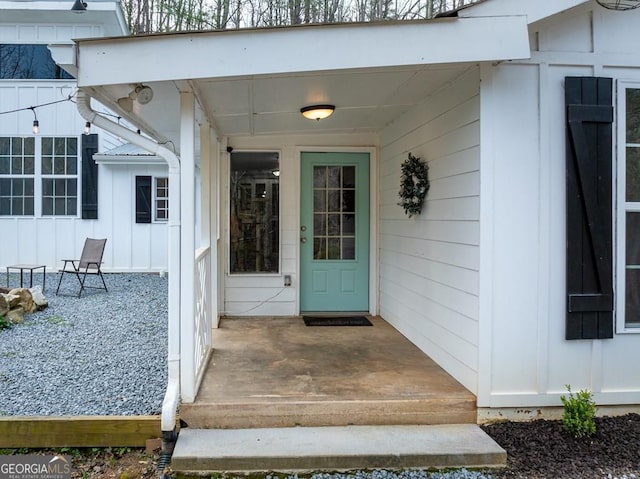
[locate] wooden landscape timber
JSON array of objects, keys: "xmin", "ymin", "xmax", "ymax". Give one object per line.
[{"xmin": 0, "ymin": 416, "xmax": 162, "ymax": 448}]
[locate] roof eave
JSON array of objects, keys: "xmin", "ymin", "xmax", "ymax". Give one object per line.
[
  {"xmin": 459, "ymin": 0, "xmax": 590, "ymax": 25},
  {"xmin": 73, "ymin": 16, "xmax": 531, "ymax": 88}
]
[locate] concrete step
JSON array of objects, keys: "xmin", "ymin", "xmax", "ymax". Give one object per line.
[
  {"xmin": 179, "ymin": 397, "xmax": 477, "ymax": 429},
  {"xmin": 170, "ymin": 424, "xmax": 506, "ymax": 474}
]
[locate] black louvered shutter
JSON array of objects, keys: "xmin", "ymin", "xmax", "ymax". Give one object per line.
[
  {"xmin": 81, "ymin": 133, "xmax": 99, "ymax": 219},
  {"xmin": 565, "ymin": 76, "xmax": 614, "ymax": 340},
  {"xmin": 135, "ymin": 175, "xmax": 152, "ymax": 224}
]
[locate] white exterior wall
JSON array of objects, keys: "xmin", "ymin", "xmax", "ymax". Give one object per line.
[
  {"xmin": 378, "ymin": 67, "xmax": 481, "ymax": 394},
  {"xmin": 0, "ymin": 18, "xmax": 167, "ymax": 272},
  {"xmin": 97, "ymin": 163, "xmax": 169, "ymax": 271},
  {"xmin": 0, "ymin": 23, "xmax": 104, "ymax": 42},
  {"xmin": 478, "ymin": 3, "xmax": 640, "ymax": 408},
  {"xmin": 221, "ymin": 133, "xmax": 378, "ymax": 316}
]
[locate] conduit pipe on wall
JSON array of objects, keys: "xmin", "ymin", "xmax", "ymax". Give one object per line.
[{"xmin": 76, "ymin": 90, "xmax": 182, "ymax": 433}]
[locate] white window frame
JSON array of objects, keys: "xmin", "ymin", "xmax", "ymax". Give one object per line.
[
  {"xmin": 0, "ymin": 135, "xmax": 80, "ymax": 218},
  {"xmin": 227, "ymin": 149, "xmax": 282, "ymax": 276},
  {"xmin": 616, "ymin": 80, "xmax": 640, "ymax": 333},
  {"xmin": 0, "ymin": 136, "xmax": 36, "ymax": 216},
  {"xmin": 40, "ymin": 136, "xmax": 80, "ymax": 217},
  {"xmin": 154, "ymin": 176, "xmax": 169, "ymax": 222}
]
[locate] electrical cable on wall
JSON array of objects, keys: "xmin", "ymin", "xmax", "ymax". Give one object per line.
[
  {"xmin": 222, "ymin": 287, "xmax": 288, "ymax": 315},
  {"xmin": 0, "ymin": 90, "xmax": 123, "ymax": 134}
]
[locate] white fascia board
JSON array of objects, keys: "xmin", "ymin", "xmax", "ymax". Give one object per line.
[
  {"xmin": 459, "ymin": 0, "xmax": 589, "ymax": 24},
  {"xmin": 76, "ymin": 16, "xmax": 530, "ymax": 87},
  {"xmin": 93, "ymin": 154, "xmax": 164, "ymax": 165}
]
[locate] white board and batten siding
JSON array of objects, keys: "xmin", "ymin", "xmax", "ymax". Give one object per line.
[
  {"xmin": 0, "ymin": 23, "xmax": 168, "ymax": 273},
  {"xmin": 0, "ymin": 24, "xmax": 105, "ymax": 43},
  {"xmin": 478, "ymin": 4, "xmax": 640, "ymax": 408},
  {"xmin": 379, "ymin": 67, "xmax": 481, "ymax": 395},
  {"xmin": 221, "ymin": 133, "xmax": 377, "ymax": 317}
]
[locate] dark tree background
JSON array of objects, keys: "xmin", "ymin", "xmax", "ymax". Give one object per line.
[{"xmin": 119, "ymin": 0, "xmax": 478, "ymax": 34}]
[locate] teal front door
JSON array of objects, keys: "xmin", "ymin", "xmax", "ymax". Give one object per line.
[{"xmin": 300, "ymin": 152, "xmax": 370, "ymax": 312}]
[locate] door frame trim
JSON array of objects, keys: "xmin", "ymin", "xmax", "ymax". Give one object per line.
[{"xmin": 294, "ymin": 146, "xmax": 378, "ymax": 316}]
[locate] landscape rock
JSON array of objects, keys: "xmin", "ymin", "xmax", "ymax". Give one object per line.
[
  {"xmin": 6, "ymin": 306, "xmax": 25, "ymax": 324},
  {"xmin": 0, "ymin": 286, "xmax": 46, "ymax": 322},
  {"xmin": 30, "ymin": 285, "xmax": 48, "ymax": 310},
  {"xmin": 9, "ymin": 288, "xmax": 37, "ymax": 313},
  {"xmin": 0, "ymin": 295, "xmax": 9, "ymax": 317}
]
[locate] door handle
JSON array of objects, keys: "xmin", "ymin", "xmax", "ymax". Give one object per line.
[{"xmin": 300, "ymin": 237, "xmax": 307, "ymax": 243}]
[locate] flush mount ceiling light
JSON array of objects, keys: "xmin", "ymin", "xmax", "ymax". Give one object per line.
[
  {"xmin": 300, "ymin": 104, "xmax": 335, "ymax": 121},
  {"xmin": 71, "ymin": 0, "xmax": 87, "ymax": 12},
  {"xmin": 595, "ymin": 0, "xmax": 640, "ymax": 9}
]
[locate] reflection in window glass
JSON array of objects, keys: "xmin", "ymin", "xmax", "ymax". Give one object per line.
[
  {"xmin": 626, "ymin": 212, "xmax": 640, "ymax": 328},
  {"xmin": 626, "ymin": 89, "xmax": 640, "ymax": 144},
  {"xmin": 624, "ymin": 89, "xmax": 640, "ymax": 328},
  {"xmin": 0, "ymin": 178, "xmax": 34, "ymax": 215},
  {"xmin": 0, "ymin": 137, "xmax": 35, "ymax": 216},
  {"xmin": 0, "ymin": 45, "xmax": 74, "ymax": 80},
  {"xmin": 41, "ymin": 137, "xmax": 78, "ymax": 216},
  {"xmin": 313, "ymin": 165, "xmax": 356, "ymax": 260},
  {"xmin": 230, "ymin": 152, "xmax": 279, "ymax": 273}
]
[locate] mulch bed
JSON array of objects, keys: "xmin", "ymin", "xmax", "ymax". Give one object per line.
[{"xmin": 481, "ymin": 413, "xmax": 640, "ymax": 478}]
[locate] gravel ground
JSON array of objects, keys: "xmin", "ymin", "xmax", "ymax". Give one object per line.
[
  {"xmin": 2, "ymin": 274, "xmax": 639, "ymax": 479},
  {"xmin": 0, "ymin": 273, "xmax": 167, "ymax": 416}
]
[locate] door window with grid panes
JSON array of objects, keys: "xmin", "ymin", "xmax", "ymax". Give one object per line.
[{"xmin": 312, "ymin": 165, "xmax": 356, "ymax": 260}]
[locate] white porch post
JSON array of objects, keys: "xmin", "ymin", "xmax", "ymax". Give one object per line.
[
  {"xmin": 200, "ymin": 123, "xmax": 212, "ymax": 248},
  {"xmin": 179, "ymin": 90, "xmax": 197, "ymax": 403},
  {"xmin": 200, "ymin": 123, "xmax": 220, "ymax": 328},
  {"xmin": 211, "ymin": 130, "xmax": 221, "ymax": 327}
]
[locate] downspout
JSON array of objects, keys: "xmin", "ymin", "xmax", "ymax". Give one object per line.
[{"xmin": 76, "ymin": 90, "xmax": 182, "ymax": 438}]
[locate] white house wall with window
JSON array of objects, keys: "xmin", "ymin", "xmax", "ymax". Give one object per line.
[
  {"xmin": 459, "ymin": 1, "xmax": 640, "ymax": 413},
  {"xmin": 0, "ymin": 0, "xmax": 169, "ymax": 273},
  {"xmin": 59, "ymin": 0, "xmax": 640, "ymax": 430}
]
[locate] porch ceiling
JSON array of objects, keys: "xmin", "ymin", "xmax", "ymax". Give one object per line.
[
  {"xmin": 72, "ymin": 16, "xmax": 530, "ymax": 143},
  {"xmin": 88, "ymin": 63, "xmax": 472, "ymax": 140}
]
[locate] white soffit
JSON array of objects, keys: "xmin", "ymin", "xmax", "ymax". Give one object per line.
[
  {"xmin": 459, "ymin": 0, "xmax": 589, "ymax": 25},
  {"xmin": 75, "ymin": 16, "xmax": 530, "ymax": 87}
]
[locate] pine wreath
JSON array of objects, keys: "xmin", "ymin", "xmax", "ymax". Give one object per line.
[{"xmin": 398, "ymin": 152, "xmax": 429, "ymax": 218}]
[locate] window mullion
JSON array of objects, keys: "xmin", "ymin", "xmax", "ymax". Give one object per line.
[{"xmin": 34, "ymin": 135, "xmax": 42, "ymax": 217}]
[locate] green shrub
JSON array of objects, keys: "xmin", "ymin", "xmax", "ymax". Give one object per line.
[
  {"xmin": 0, "ymin": 316, "xmax": 11, "ymax": 331},
  {"xmin": 561, "ymin": 384, "xmax": 596, "ymax": 438}
]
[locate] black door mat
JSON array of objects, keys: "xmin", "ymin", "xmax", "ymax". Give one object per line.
[{"xmin": 303, "ymin": 316, "xmax": 373, "ymax": 326}]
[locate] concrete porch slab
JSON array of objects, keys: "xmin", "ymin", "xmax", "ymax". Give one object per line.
[
  {"xmin": 171, "ymin": 424, "xmax": 507, "ymax": 473},
  {"xmin": 179, "ymin": 317, "xmax": 476, "ymax": 429}
]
